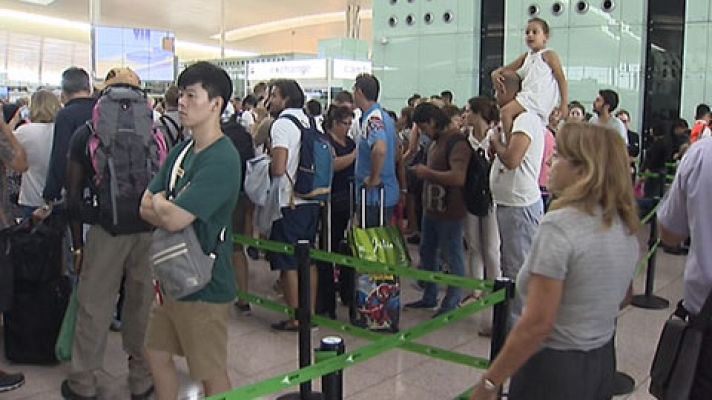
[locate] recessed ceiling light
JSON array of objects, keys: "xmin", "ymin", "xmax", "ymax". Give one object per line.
[{"xmin": 19, "ymin": 0, "xmax": 56, "ymax": 5}]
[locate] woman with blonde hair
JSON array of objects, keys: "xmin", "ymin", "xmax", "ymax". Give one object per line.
[
  {"xmin": 471, "ymin": 122, "xmax": 640, "ymax": 400},
  {"xmin": 14, "ymin": 89, "xmax": 61, "ymax": 216}
]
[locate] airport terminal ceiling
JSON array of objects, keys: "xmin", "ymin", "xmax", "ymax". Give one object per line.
[{"xmin": 0, "ymin": 0, "xmax": 374, "ymax": 59}]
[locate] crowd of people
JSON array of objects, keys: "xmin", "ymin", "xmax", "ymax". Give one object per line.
[{"xmin": 0, "ymin": 15, "xmax": 710, "ymax": 400}]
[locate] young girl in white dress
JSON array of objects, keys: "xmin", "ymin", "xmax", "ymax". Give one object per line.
[{"xmin": 492, "ymin": 18, "xmax": 568, "ymax": 136}]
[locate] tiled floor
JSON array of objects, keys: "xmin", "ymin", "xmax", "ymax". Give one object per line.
[{"xmin": 0, "ymin": 225, "xmax": 687, "ymax": 399}]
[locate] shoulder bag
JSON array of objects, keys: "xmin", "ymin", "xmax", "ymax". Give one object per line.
[
  {"xmin": 649, "ymin": 289, "xmax": 712, "ymax": 399},
  {"xmin": 150, "ymin": 140, "xmax": 225, "ymax": 300}
]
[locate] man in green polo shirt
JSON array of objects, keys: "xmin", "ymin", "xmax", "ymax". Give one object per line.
[{"xmin": 139, "ymin": 61, "xmax": 240, "ymax": 399}]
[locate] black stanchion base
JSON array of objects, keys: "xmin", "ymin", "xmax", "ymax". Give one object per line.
[
  {"xmin": 631, "ymin": 294, "xmax": 670, "ymax": 310},
  {"xmin": 612, "ymin": 371, "xmax": 636, "ymax": 395},
  {"xmin": 276, "ymin": 391, "xmax": 324, "ymax": 400}
]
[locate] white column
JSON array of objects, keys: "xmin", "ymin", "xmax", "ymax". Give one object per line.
[
  {"xmin": 220, "ymin": 0, "xmax": 226, "ymax": 59},
  {"xmin": 89, "ymin": 0, "xmax": 101, "ymax": 80},
  {"xmin": 346, "ymin": 0, "xmax": 362, "ymax": 39}
]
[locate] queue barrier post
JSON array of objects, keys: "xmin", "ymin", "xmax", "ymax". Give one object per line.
[
  {"xmin": 489, "ymin": 277, "xmax": 514, "ymax": 399},
  {"xmin": 632, "ymin": 215, "xmax": 669, "ymax": 310},
  {"xmin": 489, "ymin": 277, "xmax": 514, "ymax": 360},
  {"xmin": 316, "ymin": 336, "xmax": 345, "ymax": 400},
  {"xmin": 277, "ymin": 240, "xmax": 323, "ymax": 400}
]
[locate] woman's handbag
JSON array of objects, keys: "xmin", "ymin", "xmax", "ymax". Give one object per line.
[
  {"xmin": 649, "ymin": 290, "xmax": 712, "ymax": 399},
  {"xmin": 150, "ymin": 141, "xmax": 224, "ymax": 300}
]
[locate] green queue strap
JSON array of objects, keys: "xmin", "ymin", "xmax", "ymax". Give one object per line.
[
  {"xmin": 233, "ymin": 234, "xmax": 494, "ymax": 292},
  {"xmin": 207, "ymin": 289, "xmax": 506, "ymax": 400}
]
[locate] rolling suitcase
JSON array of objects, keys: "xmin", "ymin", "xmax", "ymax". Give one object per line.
[
  {"xmin": 348, "ymin": 185, "xmax": 405, "ymax": 333},
  {"xmin": 2, "ymin": 218, "xmax": 69, "ymax": 364},
  {"xmin": 4, "ymin": 277, "xmax": 71, "ymax": 364}
]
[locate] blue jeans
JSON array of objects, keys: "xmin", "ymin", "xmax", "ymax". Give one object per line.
[{"xmin": 419, "ymin": 215, "xmax": 465, "ymax": 310}]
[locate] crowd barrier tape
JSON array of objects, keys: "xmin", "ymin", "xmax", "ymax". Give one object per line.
[
  {"xmin": 219, "ymin": 201, "xmax": 662, "ymax": 399},
  {"xmin": 636, "ymin": 238, "xmax": 661, "ymax": 278},
  {"xmin": 639, "ymin": 171, "xmax": 674, "ymax": 183},
  {"xmin": 640, "ymin": 203, "xmax": 660, "ymax": 226},
  {"xmin": 233, "ymin": 234, "xmax": 494, "ymax": 292},
  {"xmin": 208, "ymin": 289, "xmax": 506, "ymax": 400},
  {"xmin": 236, "ymin": 290, "xmax": 493, "ymax": 370}
]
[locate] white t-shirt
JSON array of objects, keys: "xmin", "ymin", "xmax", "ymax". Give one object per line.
[
  {"xmin": 15, "ymin": 122, "xmax": 54, "ymax": 207},
  {"xmin": 270, "ymin": 108, "xmax": 313, "ymax": 207},
  {"xmin": 490, "ymin": 112, "xmax": 545, "ymax": 207},
  {"xmin": 239, "ymin": 109, "xmax": 256, "ymax": 130},
  {"xmin": 590, "ymin": 114, "xmax": 629, "ymax": 146}
]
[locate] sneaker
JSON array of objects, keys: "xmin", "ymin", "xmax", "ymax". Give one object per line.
[
  {"xmin": 235, "ymin": 302, "xmax": 252, "ymax": 316},
  {"xmin": 0, "ymin": 371, "xmax": 24, "ymax": 393},
  {"xmin": 459, "ymin": 293, "xmax": 483, "ymax": 307},
  {"xmin": 246, "ymin": 246, "xmax": 260, "ymax": 260},
  {"xmin": 404, "ymin": 299, "xmax": 437, "ymax": 309},
  {"xmin": 61, "ymin": 380, "xmax": 97, "ymax": 400},
  {"xmin": 109, "ymin": 319, "xmax": 122, "ymax": 332}
]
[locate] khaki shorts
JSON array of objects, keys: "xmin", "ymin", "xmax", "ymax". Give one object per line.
[{"xmin": 145, "ymin": 300, "xmax": 230, "ymax": 381}]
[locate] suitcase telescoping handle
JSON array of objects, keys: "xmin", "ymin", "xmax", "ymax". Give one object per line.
[{"xmin": 360, "ymin": 183, "xmax": 385, "ymax": 227}]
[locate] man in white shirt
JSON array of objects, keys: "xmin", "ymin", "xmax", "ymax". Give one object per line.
[
  {"xmin": 589, "ymin": 89, "xmax": 628, "ymax": 146},
  {"xmin": 489, "ymin": 70, "xmax": 545, "ymax": 320},
  {"xmin": 267, "ymin": 79, "xmax": 320, "ymax": 332}
]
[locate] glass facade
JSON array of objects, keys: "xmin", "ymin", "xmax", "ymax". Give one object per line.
[
  {"xmin": 680, "ymin": 1, "xmax": 712, "ymax": 124},
  {"xmin": 371, "ymin": 0, "xmax": 481, "ymax": 110}
]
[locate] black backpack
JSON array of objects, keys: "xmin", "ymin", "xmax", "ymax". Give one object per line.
[{"xmin": 447, "ymin": 135, "xmax": 492, "ymax": 217}]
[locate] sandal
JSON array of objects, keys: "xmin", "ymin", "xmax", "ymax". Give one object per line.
[{"xmin": 271, "ymin": 320, "xmax": 298, "ymax": 332}]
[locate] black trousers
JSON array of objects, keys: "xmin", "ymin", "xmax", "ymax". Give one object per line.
[
  {"xmin": 509, "ymin": 339, "xmax": 615, "ymax": 400},
  {"xmin": 315, "ymin": 206, "xmax": 350, "ymax": 319}
]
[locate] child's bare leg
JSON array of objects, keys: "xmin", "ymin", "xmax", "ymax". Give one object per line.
[{"xmin": 500, "ymin": 100, "xmax": 526, "ymax": 139}]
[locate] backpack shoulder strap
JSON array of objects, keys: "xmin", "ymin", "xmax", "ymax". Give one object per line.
[
  {"xmin": 279, "ymin": 114, "xmax": 307, "ymax": 132},
  {"xmin": 445, "ymin": 134, "xmax": 470, "ymax": 168},
  {"xmin": 167, "ymin": 140, "xmax": 194, "ymax": 198},
  {"xmin": 160, "ymin": 114, "xmax": 183, "ymax": 143}
]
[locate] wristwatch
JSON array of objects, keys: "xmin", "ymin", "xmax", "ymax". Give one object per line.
[{"xmin": 480, "ymin": 377, "xmax": 498, "ymax": 392}]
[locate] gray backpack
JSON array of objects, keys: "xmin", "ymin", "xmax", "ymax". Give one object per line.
[{"xmin": 87, "ymin": 86, "xmax": 168, "ymax": 234}]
